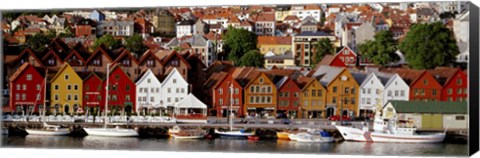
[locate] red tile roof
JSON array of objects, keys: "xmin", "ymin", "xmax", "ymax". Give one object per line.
[{"xmin": 257, "ymin": 36, "xmax": 292, "ymax": 45}]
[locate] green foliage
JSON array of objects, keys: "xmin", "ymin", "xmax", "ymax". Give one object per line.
[
  {"xmin": 238, "ymin": 50, "xmax": 264, "ymax": 67},
  {"xmin": 399, "ymin": 22, "xmax": 459, "ymax": 69},
  {"xmin": 312, "ymin": 38, "xmax": 335, "ymax": 67},
  {"xmin": 58, "ymin": 26, "xmax": 74, "ymax": 38},
  {"xmin": 358, "ymin": 30, "xmax": 399, "ymax": 66},
  {"xmin": 26, "ymin": 32, "xmax": 55, "ymax": 52},
  {"xmin": 92, "ymin": 34, "xmax": 122, "ymax": 50},
  {"xmin": 224, "ymin": 26, "xmax": 258, "ymax": 65},
  {"xmin": 124, "ymin": 34, "xmax": 149, "ymax": 56}
]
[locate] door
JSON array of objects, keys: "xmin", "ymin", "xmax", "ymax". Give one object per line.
[
  {"xmin": 326, "ymin": 107, "xmax": 335, "ymax": 118},
  {"xmin": 422, "ymin": 114, "xmax": 443, "ymax": 129}
]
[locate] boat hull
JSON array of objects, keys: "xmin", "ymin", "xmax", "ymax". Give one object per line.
[
  {"xmin": 277, "ymin": 132, "xmax": 290, "ymax": 140},
  {"xmin": 335, "ymin": 125, "xmax": 445, "ymax": 143},
  {"xmin": 83, "ymin": 128, "xmax": 139, "ymax": 137},
  {"xmin": 171, "ymin": 134, "xmax": 204, "ymax": 139},
  {"xmin": 215, "ymin": 129, "xmax": 255, "ymax": 138},
  {"xmin": 26, "ymin": 129, "xmax": 70, "ymax": 136}
]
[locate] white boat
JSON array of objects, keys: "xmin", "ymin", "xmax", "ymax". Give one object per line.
[
  {"xmin": 214, "ymin": 83, "xmax": 254, "ymax": 138},
  {"xmin": 26, "ymin": 123, "xmax": 70, "ymax": 136},
  {"xmin": 295, "ymin": 133, "xmax": 335, "ymax": 143},
  {"xmin": 335, "ymin": 109, "xmax": 445, "ymax": 143},
  {"xmin": 26, "ymin": 68, "xmax": 70, "ymax": 136},
  {"xmin": 169, "ymin": 126, "xmax": 206, "ymax": 139},
  {"xmin": 83, "ymin": 126, "xmax": 139, "ymax": 137},
  {"xmin": 83, "ymin": 64, "xmax": 139, "ymax": 137}
]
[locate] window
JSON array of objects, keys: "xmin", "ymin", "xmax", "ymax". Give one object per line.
[
  {"xmin": 167, "ymin": 88, "xmax": 171, "ymax": 93},
  {"xmin": 219, "ymin": 88, "xmax": 223, "ymax": 94},
  {"xmin": 97, "ymin": 96, "xmax": 101, "ymax": 101},
  {"xmin": 345, "ymin": 88, "xmax": 349, "ymax": 94},
  {"xmin": 219, "ymin": 98, "xmax": 223, "ymax": 105},
  {"xmin": 156, "ymin": 88, "xmax": 159, "ymax": 93},
  {"xmin": 259, "ymin": 77, "xmax": 264, "ymax": 83},
  {"xmin": 395, "ymin": 90, "xmax": 399, "ymax": 97},
  {"xmin": 36, "ymin": 84, "xmax": 41, "ymax": 91},
  {"xmin": 367, "ymin": 88, "xmax": 370, "ymax": 94},
  {"xmin": 267, "ymin": 96, "xmax": 271, "ymax": 103},
  {"xmin": 26, "ymin": 74, "xmax": 32, "ymax": 80},
  {"xmin": 448, "ymin": 88, "xmax": 453, "ymax": 94},
  {"xmin": 333, "ymin": 87, "xmax": 337, "ymax": 93},
  {"xmin": 304, "ymin": 100, "xmax": 309, "ymax": 106},
  {"xmin": 67, "ymin": 94, "xmax": 71, "ymax": 101},
  {"xmin": 255, "ymin": 96, "xmax": 260, "ymax": 103},
  {"xmin": 235, "ymin": 99, "xmax": 239, "ymax": 105},
  {"xmin": 250, "ymin": 87, "xmax": 254, "ymax": 93},
  {"xmin": 388, "ymin": 90, "xmax": 392, "ymax": 96},
  {"xmin": 285, "ymin": 92, "xmax": 289, "ymax": 97},
  {"xmin": 351, "ymin": 98, "xmax": 355, "ymax": 104},
  {"xmin": 74, "ymin": 95, "xmax": 78, "ymax": 101},
  {"xmin": 400, "ymin": 91, "xmax": 405, "ymax": 97},
  {"xmin": 362, "ymin": 98, "xmax": 365, "ymax": 104},
  {"xmin": 22, "ymin": 84, "xmax": 26, "ymax": 90},
  {"xmin": 74, "ymin": 85, "xmax": 78, "ymax": 90},
  {"xmin": 126, "ymin": 85, "xmax": 130, "ymax": 91},
  {"xmin": 150, "ymin": 97, "xmax": 154, "ymax": 102},
  {"xmin": 457, "ymin": 79, "xmax": 462, "ymax": 85},
  {"xmin": 173, "ymin": 79, "xmax": 177, "ymax": 83},
  {"xmin": 423, "ymin": 79, "xmax": 428, "ymax": 85},
  {"xmin": 255, "ymin": 86, "xmax": 260, "ymax": 93},
  {"xmin": 112, "ymin": 95, "xmax": 117, "ymax": 101},
  {"xmin": 366, "ymin": 98, "xmax": 371, "ymax": 104},
  {"xmin": 235, "ymin": 88, "xmax": 239, "ymax": 94},
  {"xmin": 312, "ymin": 90, "xmax": 316, "ymax": 97},
  {"xmin": 457, "ymin": 89, "xmax": 462, "ymax": 94},
  {"xmin": 304, "ymin": 91, "xmax": 308, "ymax": 97},
  {"xmin": 362, "ymin": 88, "xmax": 366, "ymax": 94},
  {"xmin": 65, "ymin": 74, "xmax": 69, "ymax": 80},
  {"xmin": 67, "ymin": 85, "xmax": 71, "ymax": 91},
  {"xmin": 15, "ymin": 94, "xmax": 19, "ymax": 100},
  {"xmin": 455, "ymin": 115, "xmax": 465, "ymax": 120},
  {"xmin": 279, "ymin": 92, "xmax": 283, "ymax": 97},
  {"xmin": 55, "ymin": 94, "xmax": 59, "ymax": 101},
  {"xmin": 16, "ymin": 84, "xmax": 20, "ymax": 90},
  {"xmin": 294, "ymin": 92, "xmax": 299, "ymax": 97},
  {"xmin": 126, "ymin": 95, "xmax": 130, "ymax": 101},
  {"xmin": 267, "ymin": 86, "xmax": 272, "ymax": 93},
  {"xmin": 376, "ymin": 89, "xmax": 380, "ymax": 94},
  {"xmin": 332, "ymin": 97, "xmax": 336, "ymax": 104},
  {"xmin": 432, "ymin": 90, "xmax": 437, "ymax": 96},
  {"xmin": 250, "ymin": 96, "xmax": 254, "ymax": 103}
]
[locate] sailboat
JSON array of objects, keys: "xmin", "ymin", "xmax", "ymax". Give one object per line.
[
  {"xmin": 26, "ymin": 68, "xmax": 70, "ymax": 136},
  {"xmin": 214, "ymin": 82, "xmax": 255, "ymax": 138},
  {"xmin": 83, "ymin": 64, "xmax": 139, "ymax": 137}
]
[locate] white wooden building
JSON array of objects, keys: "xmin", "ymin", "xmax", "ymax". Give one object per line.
[
  {"xmin": 135, "ymin": 69, "xmax": 162, "ymax": 113},
  {"xmin": 160, "ymin": 68, "xmax": 189, "ymax": 108}
]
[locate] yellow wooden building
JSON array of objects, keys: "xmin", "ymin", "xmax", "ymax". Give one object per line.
[
  {"xmin": 297, "ymin": 76, "xmax": 327, "ymax": 119},
  {"xmin": 243, "ymin": 72, "xmax": 278, "ymax": 118},
  {"xmin": 50, "ymin": 63, "xmax": 83, "ymax": 115}
]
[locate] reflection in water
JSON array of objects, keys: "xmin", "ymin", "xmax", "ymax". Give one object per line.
[{"xmin": 1, "ymin": 136, "xmax": 468, "ymax": 156}]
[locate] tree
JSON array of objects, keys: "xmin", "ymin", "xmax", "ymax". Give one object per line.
[
  {"xmin": 124, "ymin": 34, "xmax": 149, "ymax": 56},
  {"xmin": 223, "ymin": 26, "xmax": 258, "ymax": 65},
  {"xmin": 312, "ymin": 38, "xmax": 335, "ymax": 67},
  {"xmin": 238, "ymin": 50, "xmax": 264, "ymax": 67},
  {"xmin": 399, "ymin": 22, "xmax": 459, "ymax": 69},
  {"xmin": 26, "ymin": 33, "xmax": 54, "ymax": 52},
  {"xmin": 92, "ymin": 34, "xmax": 122, "ymax": 50},
  {"xmin": 58, "ymin": 26, "xmax": 74, "ymax": 38},
  {"xmin": 358, "ymin": 30, "xmax": 399, "ymax": 66}
]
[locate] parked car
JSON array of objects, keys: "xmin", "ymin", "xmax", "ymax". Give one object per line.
[{"xmin": 328, "ymin": 115, "xmax": 352, "ymax": 121}]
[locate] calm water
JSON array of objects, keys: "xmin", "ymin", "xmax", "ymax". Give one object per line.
[{"xmin": 1, "ymin": 135, "xmax": 468, "ymax": 156}]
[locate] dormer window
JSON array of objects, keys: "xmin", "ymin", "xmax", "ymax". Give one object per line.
[
  {"xmin": 122, "ymin": 59, "xmax": 131, "ymax": 66},
  {"xmin": 48, "ymin": 59, "xmax": 55, "ymax": 65},
  {"xmin": 171, "ymin": 59, "xmax": 179, "ymax": 67},
  {"xmin": 344, "ymin": 49, "xmax": 349, "ymax": 55},
  {"xmin": 147, "ymin": 59, "xmax": 155, "ymax": 67},
  {"xmin": 93, "ymin": 59, "xmax": 101, "ymax": 66}
]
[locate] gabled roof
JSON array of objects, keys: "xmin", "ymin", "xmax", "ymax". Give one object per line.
[
  {"xmin": 9, "ymin": 63, "xmax": 43, "ymax": 82},
  {"xmin": 112, "ymin": 49, "xmax": 139, "ymax": 65},
  {"xmin": 160, "ymin": 51, "xmax": 191, "ymax": 69},
  {"xmin": 161, "ymin": 68, "xmax": 188, "ymax": 87},
  {"xmin": 135, "ymin": 69, "xmax": 161, "ymax": 85},
  {"xmin": 86, "ymin": 44, "xmax": 115, "ymax": 64},
  {"xmin": 350, "ymin": 71, "xmax": 369, "ymax": 86},
  {"xmin": 394, "ymin": 69, "xmax": 425, "ymax": 86},
  {"xmin": 336, "ymin": 46, "xmax": 357, "ymax": 56},
  {"xmin": 64, "ymin": 49, "xmax": 87, "ymax": 63},
  {"xmin": 428, "ymin": 67, "xmax": 463, "ymax": 86},
  {"xmin": 11, "ymin": 47, "xmax": 45, "ymax": 67},
  {"xmin": 50, "ymin": 63, "xmax": 77, "ymax": 82},
  {"xmin": 309, "ymin": 65, "xmax": 344, "ymax": 85},
  {"xmin": 83, "ymin": 71, "xmax": 105, "ymax": 81},
  {"xmin": 205, "ymin": 60, "xmax": 235, "ymax": 77},
  {"xmin": 360, "ymin": 72, "xmax": 385, "ymax": 88},
  {"xmin": 138, "ymin": 49, "xmax": 163, "ymax": 65},
  {"xmin": 41, "ymin": 49, "xmax": 64, "ymax": 64},
  {"xmin": 387, "ymin": 101, "xmax": 467, "ymax": 114}
]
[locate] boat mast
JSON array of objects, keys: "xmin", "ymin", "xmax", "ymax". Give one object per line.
[
  {"xmin": 104, "ymin": 63, "xmax": 110, "ymax": 128},
  {"xmin": 42, "ymin": 68, "xmax": 48, "ymax": 123},
  {"xmin": 229, "ymin": 82, "xmax": 233, "ymax": 131}
]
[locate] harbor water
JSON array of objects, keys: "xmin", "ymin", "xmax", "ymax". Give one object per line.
[{"xmin": 1, "ymin": 135, "xmax": 468, "ymax": 156}]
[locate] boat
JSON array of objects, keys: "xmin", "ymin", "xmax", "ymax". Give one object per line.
[
  {"xmin": 247, "ymin": 135, "xmax": 260, "ymax": 140},
  {"xmin": 214, "ymin": 83, "xmax": 254, "ymax": 138},
  {"xmin": 334, "ymin": 108, "xmax": 445, "ymax": 143},
  {"xmin": 169, "ymin": 126, "xmax": 206, "ymax": 139},
  {"xmin": 83, "ymin": 64, "xmax": 139, "ymax": 137},
  {"xmin": 276, "ymin": 131, "xmax": 290, "ymax": 140},
  {"xmin": 26, "ymin": 68, "xmax": 70, "ymax": 136},
  {"xmin": 287, "ymin": 128, "xmax": 312, "ymax": 141},
  {"xmin": 295, "ymin": 131, "xmax": 334, "ymax": 143}
]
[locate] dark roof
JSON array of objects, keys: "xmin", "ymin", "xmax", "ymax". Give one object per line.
[
  {"xmin": 177, "ymin": 19, "xmax": 196, "ymax": 25},
  {"xmin": 296, "ymin": 31, "xmax": 333, "ymax": 37},
  {"xmin": 388, "ymin": 101, "xmax": 467, "ymax": 114}
]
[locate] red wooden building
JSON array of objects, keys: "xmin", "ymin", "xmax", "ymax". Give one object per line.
[
  {"xmin": 396, "ymin": 69, "xmax": 443, "ymax": 101},
  {"xmin": 334, "ymin": 46, "xmax": 357, "ymax": 67},
  {"xmin": 82, "ymin": 72, "xmax": 105, "ymax": 112},
  {"xmin": 317, "ymin": 54, "xmax": 347, "ymax": 68},
  {"xmin": 210, "ymin": 72, "xmax": 244, "ymax": 118},
  {"xmin": 9, "ymin": 63, "xmax": 46, "ymax": 113},
  {"xmin": 106, "ymin": 64, "xmax": 136, "ymax": 113},
  {"xmin": 428, "ymin": 67, "xmax": 468, "ymax": 102},
  {"xmin": 275, "ymin": 76, "xmax": 301, "ymax": 119}
]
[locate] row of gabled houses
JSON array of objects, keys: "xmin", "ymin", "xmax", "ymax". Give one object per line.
[
  {"xmin": 9, "ymin": 62, "xmax": 194, "ymax": 116},
  {"xmin": 203, "ymin": 61, "xmax": 467, "ymax": 119}
]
